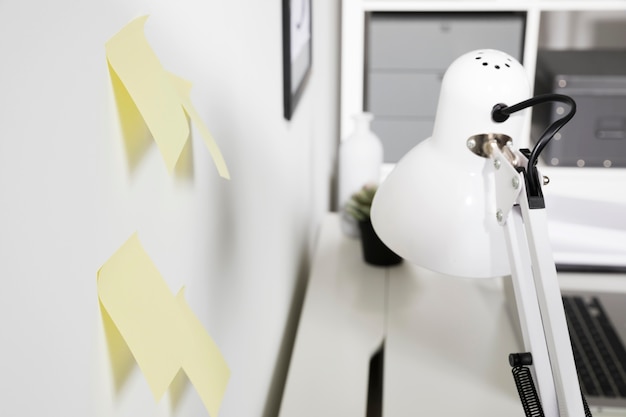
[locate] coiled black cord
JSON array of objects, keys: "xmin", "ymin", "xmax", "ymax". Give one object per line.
[
  {"xmin": 492, "ymin": 94, "xmax": 577, "ymax": 197},
  {"xmin": 509, "ymin": 352, "xmax": 593, "ymax": 417},
  {"xmin": 512, "ymin": 365, "xmax": 546, "ymax": 417}
]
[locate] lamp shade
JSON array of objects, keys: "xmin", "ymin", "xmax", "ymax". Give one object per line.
[{"xmin": 371, "ymin": 50, "xmax": 531, "ymax": 278}]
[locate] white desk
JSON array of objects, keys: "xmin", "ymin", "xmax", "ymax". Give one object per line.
[
  {"xmin": 278, "ymin": 214, "xmax": 386, "ymax": 417},
  {"xmin": 278, "ymin": 213, "xmax": 626, "ymax": 417},
  {"xmin": 385, "ymin": 263, "xmax": 524, "ymax": 416}
]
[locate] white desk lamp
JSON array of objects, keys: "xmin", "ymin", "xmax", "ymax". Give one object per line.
[{"xmin": 371, "ymin": 50, "xmax": 587, "ymax": 417}]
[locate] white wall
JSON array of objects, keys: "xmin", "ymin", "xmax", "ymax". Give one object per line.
[{"xmin": 0, "ymin": 1, "xmax": 339, "ymax": 417}]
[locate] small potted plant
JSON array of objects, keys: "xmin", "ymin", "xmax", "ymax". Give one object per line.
[{"xmin": 345, "ymin": 183, "xmax": 402, "ymax": 266}]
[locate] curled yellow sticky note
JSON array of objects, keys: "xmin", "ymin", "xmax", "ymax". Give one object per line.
[
  {"xmin": 97, "ymin": 234, "xmax": 230, "ymax": 415},
  {"xmin": 176, "ymin": 288, "xmax": 231, "ymax": 416},
  {"xmin": 106, "ymin": 16, "xmax": 230, "ymax": 178}
]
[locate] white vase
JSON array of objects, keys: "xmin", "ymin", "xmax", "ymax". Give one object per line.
[{"xmin": 338, "ymin": 112, "xmax": 384, "ymax": 237}]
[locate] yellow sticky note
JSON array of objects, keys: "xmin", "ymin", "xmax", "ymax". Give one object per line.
[
  {"xmin": 106, "ymin": 16, "xmax": 188, "ymax": 173},
  {"xmin": 105, "ymin": 16, "xmax": 229, "ymax": 178},
  {"xmin": 169, "ymin": 73, "xmax": 230, "ymax": 179},
  {"xmin": 177, "ymin": 289, "xmax": 230, "ymax": 417},
  {"xmin": 97, "ymin": 234, "xmax": 230, "ymax": 415}
]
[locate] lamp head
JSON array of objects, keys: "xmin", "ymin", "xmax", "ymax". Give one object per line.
[{"xmin": 371, "ymin": 50, "xmax": 531, "ymax": 278}]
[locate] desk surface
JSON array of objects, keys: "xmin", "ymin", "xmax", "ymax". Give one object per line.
[
  {"xmin": 279, "ymin": 213, "xmax": 626, "ymax": 417},
  {"xmin": 385, "ymin": 263, "xmax": 525, "ymax": 416},
  {"xmin": 278, "ymin": 214, "xmax": 386, "ymax": 417}
]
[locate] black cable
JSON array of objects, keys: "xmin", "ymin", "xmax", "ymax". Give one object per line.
[
  {"xmin": 492, "ymin": 94, "xmax": 576, "ymax": 196},
  {"xmin": 581, "ymin": 392, "xmax": 594, "ymax": 417}
]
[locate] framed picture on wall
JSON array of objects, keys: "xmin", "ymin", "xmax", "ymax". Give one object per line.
[{"xmin": 282, "ymin": 0, "xmax": 312, "ymax": 120}]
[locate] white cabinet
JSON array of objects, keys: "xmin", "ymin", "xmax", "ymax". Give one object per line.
[{"xmin": 341, "ymin": 0, "xmax": 626, "ymax": 202}]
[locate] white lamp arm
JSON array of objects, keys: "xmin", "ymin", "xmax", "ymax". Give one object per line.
[{"xmin": 492, "ymin": 146, "xmax": 586, "ymax": 417}]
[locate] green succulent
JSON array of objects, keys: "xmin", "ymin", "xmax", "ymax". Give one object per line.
[{"xmin": 345, "ymin": 183, "xmax": 378, "ymax": 221}]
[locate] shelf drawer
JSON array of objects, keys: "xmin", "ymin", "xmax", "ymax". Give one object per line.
[
  {"xmin": 540, "ymin": 92, "xmax": 626, "ymax": 168},
  {"xmin": 368, "ymin": 12, "xmax": 525, "ymax": 71},
  {"xmin": 371, "ymin": 118, "xmax": 434, "ymax": 163},
  {"xmin": 368, "ymin": 72, "xmax": 442, "ymax": 117}
]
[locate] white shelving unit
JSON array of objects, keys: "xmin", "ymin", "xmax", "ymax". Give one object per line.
[{"xmin": 341, "ymin": 0, "xmax": 626, "ymax": 203}]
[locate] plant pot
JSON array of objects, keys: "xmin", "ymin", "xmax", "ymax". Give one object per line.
[{"xmin": 358, "ymin": 218, "xmax": 403, "ymax": 266}]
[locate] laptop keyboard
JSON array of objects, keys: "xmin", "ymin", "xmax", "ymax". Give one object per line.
[{"xmin": 563, "ymin": 295, "xmax": 626, "ymax": 398}]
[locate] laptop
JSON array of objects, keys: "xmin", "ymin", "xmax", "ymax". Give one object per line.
[
  {"xmin": 504, "ymin": 280, "xmax": 626, "ymax": 412},
  {"xmin": 560, "ymin": 289, "xmax": 626, "ymax": 410}
]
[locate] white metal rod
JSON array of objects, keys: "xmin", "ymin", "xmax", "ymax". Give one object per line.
[
  {"xmin": 519, "ymin": 190, "xmax": 585, "ymax": 417},
  {"xmin": 504, "ymin": 205, "xmax": 559, "ymax": 417}
]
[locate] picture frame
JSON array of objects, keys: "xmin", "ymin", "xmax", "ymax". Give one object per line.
[{"xmin": 282, "ymin": 0, "xmax": 312, "ymax": 120}]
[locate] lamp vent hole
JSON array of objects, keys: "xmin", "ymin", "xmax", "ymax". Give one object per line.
[{"xmin": 474, "ymin": 52, "xmax": 514, "ymax": 70}]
